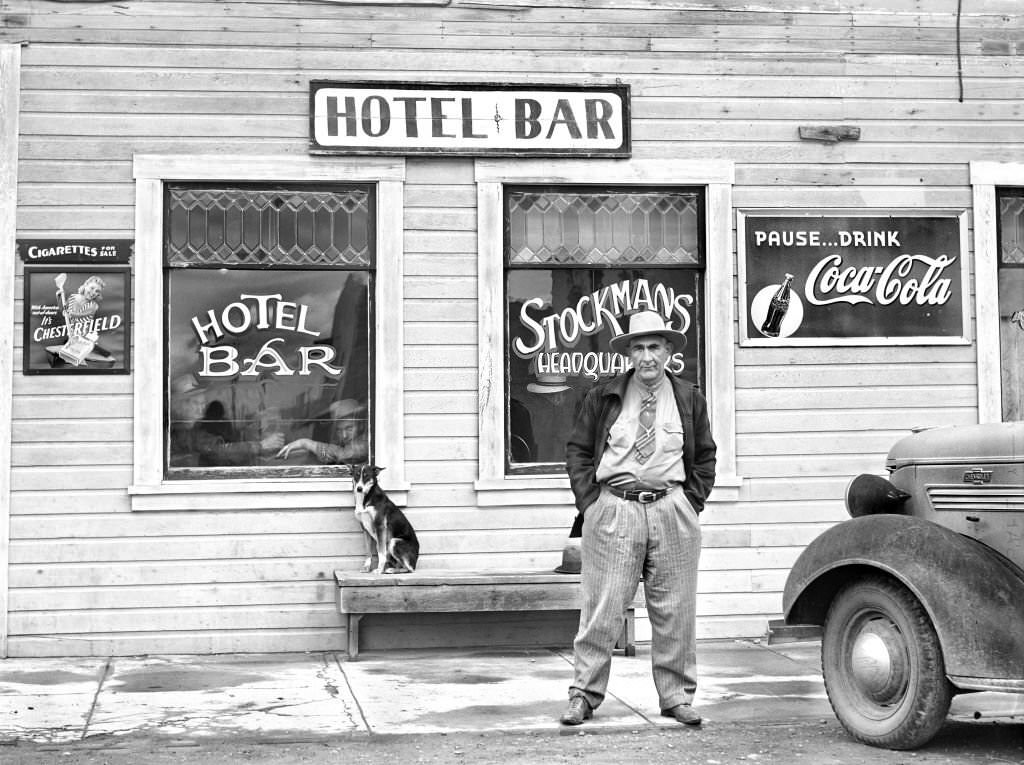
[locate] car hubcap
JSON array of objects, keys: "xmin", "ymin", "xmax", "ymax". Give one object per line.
[{"xmin": 849, "ymin": 616, "xmax": 909, "ymax": 706}]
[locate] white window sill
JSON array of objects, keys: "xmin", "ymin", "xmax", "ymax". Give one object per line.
[{"xmin": 129, "ymin": 479, "xmax": 410, "ymax": 511}]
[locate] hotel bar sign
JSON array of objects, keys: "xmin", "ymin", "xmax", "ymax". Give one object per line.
[{"xmin": 309, "ymin": 81, "xmax": 630, "ymax": 157}]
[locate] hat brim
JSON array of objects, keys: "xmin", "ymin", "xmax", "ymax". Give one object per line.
[
  {"xmin": 609, "ymin": 328, "xmax": 687, "ymax": 355},
  {"xmin": 554, "ymin": 562, "xmax": 581, "ymax": 574},
  {"xmin": 169, "ymin": 375, "xmax": 210, "ymax": 398},
  {"xmin": 527, "ymin": 383, "xmax": 571, "ymax": 394},
  {"xmin": 307, "ymin": 401, "xmax": 367, "ymax": 422}
]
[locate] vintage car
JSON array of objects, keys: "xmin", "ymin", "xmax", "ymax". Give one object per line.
[{"xmin": 782, "ymin": 422, "xmax": 1024, "ymax": 750}]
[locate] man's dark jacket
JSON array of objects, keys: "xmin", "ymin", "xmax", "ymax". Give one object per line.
[{"xmin": 565, "ymin": 371, "xmax": 717, "ymax": 529}]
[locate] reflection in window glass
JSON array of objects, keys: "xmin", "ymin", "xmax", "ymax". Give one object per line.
[
  {"xmin": 166, "ymin": 270, "xmax": 371, "ymax": 477},
  {"xmin": 508, "ymin": 269, "xmax": 703, "ymax": 467},
  {"xmin": 998, "ymin": 190, "xmax": 1024, "ymax": 420},
  {"xmin": 164, "ymin": 184, "xmax": 374, "ymax": 479}
]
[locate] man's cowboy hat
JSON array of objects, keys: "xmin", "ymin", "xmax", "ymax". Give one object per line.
[
  {"xmin": 328, "ymin": 398, "xmax": 365, "ymax": 420},
  {"xmin": 170, "ymin": 372, "xmax": 208, "ymax": 399},
  {"xmin": 299, "ymin": 397, "xmax": 367, "ymax": 426},
  {"xmin": 609, "ymin": 310, "xmax": 687, "ymax": 355},
  {"xmin": 527, "ymin": 372, "xmax": 571, "ymax": 394}
]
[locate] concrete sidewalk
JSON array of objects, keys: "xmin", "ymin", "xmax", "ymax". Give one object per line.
[{"xmin": 1, "ymin": 640, "xmax": 1020, "ymax": 744}]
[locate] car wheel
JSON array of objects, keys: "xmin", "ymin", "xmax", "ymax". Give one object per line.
[{"xmin": 822, "ymin": 575, "xmax": 952, "ymax": 750}]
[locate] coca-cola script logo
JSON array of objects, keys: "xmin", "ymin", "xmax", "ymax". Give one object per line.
[{"xmin": 805, "ymin": 253, "xmax": 956, "ymax": 307}]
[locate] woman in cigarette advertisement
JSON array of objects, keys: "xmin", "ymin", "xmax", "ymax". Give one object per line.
[{"xmin": 23, "ymin": 267, "xmax": 130, "ymax": 374}]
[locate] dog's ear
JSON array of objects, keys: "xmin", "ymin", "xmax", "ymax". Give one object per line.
[{"xmin": 374, "ymin": 466, "xmax": 384, "ymax": 476}]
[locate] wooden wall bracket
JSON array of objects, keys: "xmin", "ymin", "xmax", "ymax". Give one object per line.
[{"xmin": 799, "ymin": 125, "xmax": 862, "ymax": 143}]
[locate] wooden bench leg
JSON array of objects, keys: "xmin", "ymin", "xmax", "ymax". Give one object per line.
[
  {"xmin": 615, "ymin": 609, "xmax": 637, "ymax": 656},
  {"xmin": 623, "ymin": 609, "xmax": 636, "ymax": 656},
  {"xmin": 347, "ymin": 614, "xmax": 363, "ymax": 659}
]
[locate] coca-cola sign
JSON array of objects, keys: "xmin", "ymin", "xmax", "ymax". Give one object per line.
[{"xmin": 738, "ymin": 212, "xmax": 969, "ymax": 346}]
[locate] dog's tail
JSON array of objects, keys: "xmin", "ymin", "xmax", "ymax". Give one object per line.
[{"xmin": 388, "ymin": 538, "xmax": 418, "ymax": 573}]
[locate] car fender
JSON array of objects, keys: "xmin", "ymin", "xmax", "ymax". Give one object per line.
[{"xmin": 783, "ymin": 514, "xmax": 1024, "ymax": 687}]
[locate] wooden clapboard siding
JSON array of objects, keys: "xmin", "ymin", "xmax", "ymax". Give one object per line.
[
  {"xmin": 9, "ymin": 581, "xmax": 339, "ymax": 611},
  {"xmin": 11, "ymin": 559, "xmax": 348, "ymax": 589},
  {"xmin": 738, "ymin": 385, "xmax": 978, "ymax": 410},
  {"xmin": 403, "ymin": 156, "xmax": 481, "ymax": 509},
  {"xmin": 9, "ymin": 604, "xmax": 342, "ymax": 635},
  {"xmin": 13, "ymin": 419, "xmax": 133, "ymax": 442},
  {"xmin": 10, "ymin": 491, "xmax": 131, "ymax": 516},
  {"xmin": 9, "ymin": 629, "xmax": 346, "ymax": 658},
  {"xmin": 4, "ymin": 0, "xmax": 1020, "ymax": 655}
]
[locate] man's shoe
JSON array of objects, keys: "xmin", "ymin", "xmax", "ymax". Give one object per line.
[
  {"xmin": 661, "ymin": 703, "xmax": 702, "ymax": 726},
  {"xmin": 560, "ymin": 696, "xmax": 592, "ymax": 725}
]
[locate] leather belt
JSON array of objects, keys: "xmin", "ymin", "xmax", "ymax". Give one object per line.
[{"xmin": 605, "ymin": 485, "xmax": 672, "ymax": 504}]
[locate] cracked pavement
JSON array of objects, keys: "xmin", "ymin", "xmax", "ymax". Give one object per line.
[{"xmin": 2, "ymin": 641, "xmax": 1021, "ymax": 746}]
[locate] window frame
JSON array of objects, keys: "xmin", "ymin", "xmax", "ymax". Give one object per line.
[
  {"xmin": 503, "ymin": 183, "xmax": 708, "ymax": 476},
  {"xmin": 131, "ymin": 155, "xmax": 407, "ymax": 509},
  {"xmin": 971, "ymin": 161, "xmax": 1024, "ymax": 424},
  {"xmin": 993, "ymin": 185, "xmax": 1024, "ymax": 421},
  {"xmin": 475, "ymin": 158, "xmax": 739, "ymax": 505},
  {"xmin": 162, "ymin": 182, "xmax": 376, "ymax": 481}
]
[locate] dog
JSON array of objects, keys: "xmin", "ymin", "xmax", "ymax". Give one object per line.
[{"xmin": 351, "ymin": 463, "xmax": 419, "ymax": 574}]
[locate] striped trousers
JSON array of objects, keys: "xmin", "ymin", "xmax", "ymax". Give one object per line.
[{"xmin": 568, "ymin": 485, "xmax": 702, "ymax": 711}]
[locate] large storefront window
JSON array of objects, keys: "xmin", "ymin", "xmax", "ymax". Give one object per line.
[
  {"xmin": 998, "ymin": 189, "xmax": 1024, "ymax": 421},
  {"xmin": 164, "ymin": 184, "xmax": 373, "ymax": 479},
  {"xmin": 505, "ymin": 187, "xmax": 704, "ymax": 474}
]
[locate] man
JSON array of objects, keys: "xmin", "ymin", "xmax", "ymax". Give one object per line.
[
  {"xmin": 168, "ymin": 374, "xmax": 285, "ymax": 467},
  {"xmin": 561, "ymin": 310, "xmax": 717, "ymax": 727},
  {"xmin": 275, "ymin": 398, "xmax": 369, "ymax": 464}
]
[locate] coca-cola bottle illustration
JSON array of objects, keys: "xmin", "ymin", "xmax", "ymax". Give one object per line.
[{"xmin": 760, "ymin": 273, "xmax": 794, "ymax": 337}]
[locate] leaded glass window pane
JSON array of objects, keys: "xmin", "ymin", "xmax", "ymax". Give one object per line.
[
  {"xmin": 167, "ymin": 185, "xmax": 373, "ymax": 268},
  {"xmin": 507, "ymin": 190, "xmax": 701, "ymax": 266},
  {"xmin": 1000, "ymin": 192, "xmax": 1024, "ymax": 265},
  {"xmin": 997, "ymin": 189, "xmax": 1024, "ymax": 421}
]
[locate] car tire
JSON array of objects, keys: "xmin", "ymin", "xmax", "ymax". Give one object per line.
[{"xmin": 822, "ymin": 575, "xmax": 952, "ymax": 750}]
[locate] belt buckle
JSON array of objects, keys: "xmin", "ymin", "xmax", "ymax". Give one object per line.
[{"xmin": 637, "ymin": 490, "xmax": 657, "ymax": 504}]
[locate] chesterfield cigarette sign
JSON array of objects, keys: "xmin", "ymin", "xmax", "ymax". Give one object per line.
[
  {"xmin": 310, "ymin": 81, "xmax": 630, "ymax": 157},
  {"xmin": 738, "ymin": 212, "xmax": 970, "ymax": 346}
]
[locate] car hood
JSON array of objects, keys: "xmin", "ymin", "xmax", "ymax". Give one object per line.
[{"xmin": 887, "ymin": 422, "xmax": 1024, "ymax": 470}]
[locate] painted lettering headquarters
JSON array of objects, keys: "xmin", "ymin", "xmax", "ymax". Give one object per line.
[{"xmin": 514, "ymin": 278, "xmax": 692, "ymax": 381}]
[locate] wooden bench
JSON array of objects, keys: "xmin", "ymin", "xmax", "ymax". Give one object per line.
[{"xmin": 335, "ymin": 569, "xmax": 644, "ymax": 658}]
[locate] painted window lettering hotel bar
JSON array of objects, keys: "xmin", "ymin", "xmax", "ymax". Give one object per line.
[{"xmin": 0, "ymin": 1, "xmax": 1021, "ymax": 657}]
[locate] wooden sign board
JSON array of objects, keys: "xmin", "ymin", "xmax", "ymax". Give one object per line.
[
  {"xmin": 18, "ymin": 238, "xmax": 133, "ymax": 265},
  {"xmin": 310, "ymin": 81, "xmax": 630, "ymax": 157},
  {"xmin": 738, "ymin": 211, "xmax": 970, "ymax": 346},
  {"xmin": 23, "ymin": 267, "xmax": 131, "ymax": 374}
]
